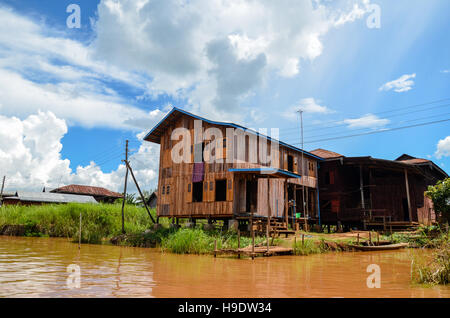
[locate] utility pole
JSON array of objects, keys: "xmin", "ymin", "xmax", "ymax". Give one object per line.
[
  {"xmin": 297, "ymin": 109, "xmax": 307, "ymax": 231},
  {"xmin": 124, "ymin": 160, "xmax": 156, "ymax": 224},
  {"xmin": 0, "ymin": 176, "xmax": 5, "ymax": 206},
  {"xmin": 121, "ymin": 140, "xmax": 129, "ymax": 234},
  {"xmin": 0, "ymin": 176, "xmax": 5, "ymax": 196}
]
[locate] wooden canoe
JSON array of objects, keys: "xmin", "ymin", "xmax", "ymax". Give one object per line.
[{"xmin": 349, "ymin": 243, "xmax": 409, "ymax": 251}]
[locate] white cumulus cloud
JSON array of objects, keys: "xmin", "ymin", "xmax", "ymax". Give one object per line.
[
  {"xmin": 435, "ymin": 136, "xmax": 450, "ymax": 159},
  {"xmin": 379, "ymin": 73, "xmax": 416, "ymax": 93},
  {"xmin": 343, "ymin": 114, "xmax": 390, "ymax": 129},
  {"xmin": 282, "ymin": 98, "xmax": 334, "ymax": 120},
  {"xmin": 0, "ymin": 112, "xmax": 159, "ymax": 193}
]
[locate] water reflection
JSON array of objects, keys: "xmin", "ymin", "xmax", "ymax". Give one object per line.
[{"xmin": 0, "ymin": 236, "xmax": 448, "ymax": 298}]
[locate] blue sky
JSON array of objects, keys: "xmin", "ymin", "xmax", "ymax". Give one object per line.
[{"xmin": 0, "ymin": 0, "xmax": 448, "ymax": 192}]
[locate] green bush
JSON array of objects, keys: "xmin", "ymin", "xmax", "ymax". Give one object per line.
[
  {"xmin": 0, "ymin": 203, "xmax": 155, "ymax": 243},
  {"xmin": 426, "ymin": 178, "xmax": 450, "ymax": 223}
]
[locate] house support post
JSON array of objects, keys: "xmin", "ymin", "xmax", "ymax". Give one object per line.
[{"xmin": 404, "ymin": 168, "xmax": 413, "ymax": 222}]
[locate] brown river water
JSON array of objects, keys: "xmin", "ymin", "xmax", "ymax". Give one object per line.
[{"xmin": 0, "ymin": 236, "xmax": 448, "ymax": 298}]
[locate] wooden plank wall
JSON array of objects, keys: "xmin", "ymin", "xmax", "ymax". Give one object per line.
[{"xmin": 156, "ymin": 114, "xmax": 319, "ymax": 218}]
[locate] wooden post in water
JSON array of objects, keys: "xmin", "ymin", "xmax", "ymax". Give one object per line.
[
  {"xmin": 214, "ymin": 239, "xmax": 217, "ymax": 258},
  {"xmin": 357, "ymin": 232, "xmax": 360, "ymax": 244},
  {"xmin": 302, "ymin": 234, "xmax": 305, "ymax": 246},
  {"xmin": 369, "ymin": 231, "xmax": 372, "ymax": 246},
  {"xmin": 251, "ymin": 214, "xmax": 255, "ymax": 260},
  {"xmin": 266, "ymin": 175, "xmax": 271, "ymax": 253},
  {"xmin": 78, "ymin": 212, "xmax": 82, "ymax": 249},
  {"xmin": 376, "ymin": 231, "xmax": 380, "ymax": 246},
  {"xmin": 237, "ymin": 229, "xmax": 241, "ymax": 259}
]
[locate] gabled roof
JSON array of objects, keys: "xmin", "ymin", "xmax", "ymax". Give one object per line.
[
  {"xmin": 143, "ymin": 107, "xmax": 323, "ymax": 160},
  {"xmin": 50, "ymin": 185, "xmax": 123, "ymax": 198},
  {"xmin": 394, "ymin": 154, "xmax": 448, "ymax": 178},
  {"xmin": 309, "ymin": 148, "xmax": 344, "ymax": 159},
  {"xmin": 6, "ymin": 191, "xmax": 97, "ymax": 204}
]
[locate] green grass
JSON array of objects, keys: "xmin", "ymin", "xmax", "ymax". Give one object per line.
[
  {"xmin": 0, "ymin": 203, "xmax": 269, "ymax": 254},
  {"xmin": 0, "ymin": 203, "xmax": 157, "ymax": 243},
  {"xmin": 412, "ymin": 240, "xmax": 449, "ymax": 285},
  {"xmin": 161, "ymin": 228, "xmax": 268, "ymax": 254},
  {"xmin": 390, "ymin": 225, "xmax": 448, "ymax": 248}
]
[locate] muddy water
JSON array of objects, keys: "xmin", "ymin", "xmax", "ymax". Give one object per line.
[{"xmin": 0, "ymin": 236, "xmax": 448, "ymax": 298}]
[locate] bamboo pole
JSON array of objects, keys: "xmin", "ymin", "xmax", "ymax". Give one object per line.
[
  {"xmin": 237, "ymin": 229, "xmax": 241, "ymax": 259},
  {"xmin": 78, "ymin": 212, "xmax": 82, "ymax": 249},
  {"xmin": 251, "ymin": 213, "xmax": 255, "ymax": 260}
]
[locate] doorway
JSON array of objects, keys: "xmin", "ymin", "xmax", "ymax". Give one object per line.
[
  {"xmin": 402, "ymin": 198, "xmax": 410, "ymax": 221},
  {"xmin": 245, "ymin": 179, "xmax": 258, "ymax": 212}
]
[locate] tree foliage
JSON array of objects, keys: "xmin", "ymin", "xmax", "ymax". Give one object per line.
[{"xmin": 426, "ymin": 178, "xmax": 450, "ymax": 224}]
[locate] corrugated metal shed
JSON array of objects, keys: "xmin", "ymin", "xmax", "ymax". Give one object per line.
[
  {"xmin": 50, "ymin": 185, "xmax": 122, "ymax": 199},
  {"xmin": 12, "ymin": 191, "xmax": 97, "ymax": 204}
]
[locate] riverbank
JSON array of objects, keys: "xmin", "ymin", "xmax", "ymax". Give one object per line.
[{"xmin": 1, "ymin": 204, "xmax": 448, "ymax": 258}]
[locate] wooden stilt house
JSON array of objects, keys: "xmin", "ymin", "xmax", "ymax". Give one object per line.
[
  {"xmin": 311, "ymin": 149, "xmax": 448, "ymax": 230},
  {"xmin": 144, "ymin": 108, "xmax": 323, "ymax": 229}
]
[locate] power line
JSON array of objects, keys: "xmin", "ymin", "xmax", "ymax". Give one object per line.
[
  {"xmin": 291, "ymin": 117, "xmax": 450, "ymax": 145},
  {"xmin": 278, "ymin": 97, "xmax": 450, "ymax": 133},
  {"xmin": 282, "ymin": 111, "xmax": 450, "ymax": 143},
  {"xmin": 281, "ymin": 102, "xmax": 450, "ymax": 137}
]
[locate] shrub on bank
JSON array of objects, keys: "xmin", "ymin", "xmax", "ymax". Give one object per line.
[
  {"xmin": 0, "ymin": 203, "xmax": 155, "ymax": 243},
  {"xmin": 160, "ymin": 228, "xmax": 267, "ymax": 254},
  {"xmin": 412, "ymin": 240, "xmax": 449, "ymax": 285}
]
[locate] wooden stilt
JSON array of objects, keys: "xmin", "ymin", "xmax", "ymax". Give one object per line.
[{"xmin": 357, "ymin": 232, "xmax": 360, "ymax": 244}]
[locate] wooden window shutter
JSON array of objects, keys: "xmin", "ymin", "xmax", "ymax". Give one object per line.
[
  {"xmin": 282, "ymin": 152, "xmax": 287, "ymax": 170},
  {"xmin": 186, "ymin": 182, "xmax": 192, "ymax": 203},
  {"xmin": 331, "ymin": 200, "xmax": 339, "ymax": 213},
  {"xmin": 216, "ymin": 138, "xmax": 223, "ymax": 160},
  {"xmin": 190, "ymin": 128, "xmax": 194, "ymax": 163},
  {"xmin": 226, "ymin": 179, "xmax": 233, "ymax": 201},
  {"xmin": 202, "ymin": 181, "xmax": 207, "ymax": 202},
  {"xmin": 209, "ymin": 181, "xmax": 215, "ymax": 202},
  {"xmin": 223, "ymin": 137, "xmax": 227, "ymax": 160}
]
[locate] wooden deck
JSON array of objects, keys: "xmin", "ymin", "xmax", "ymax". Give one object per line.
[
  {"xmin": 364, "ymin": 220, "xmax": 419, "ymax": 231},
  {"xmin": 215, "ymin": 245, "xmax": 293, "ymax": 258}
]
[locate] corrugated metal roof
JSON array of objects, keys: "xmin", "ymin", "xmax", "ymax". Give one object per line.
[
  {"xmin": 309, "ymin": 148, "xmax": 344, "ymax": 159},
  {"xmin": 15, "ymin": 192, "xmax": 97, "ymax": 204},
  {"xmin": 143, "ymin": 107, "xmax": 324, "ymax": 161},
  {"xmin": 398, "ymin": 158, "xmax": 431, "ymax": 165},
  {"xmin": 50, "ymin": 185, "xmax": 122, "ymax": 198}
]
